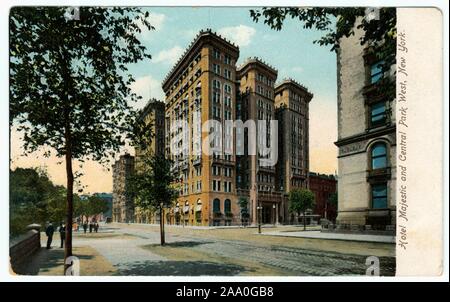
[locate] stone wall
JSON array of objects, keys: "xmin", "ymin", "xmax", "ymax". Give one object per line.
[{"xmin": 9, "ymin": 228, "xmax": 41, "ymax": 274}]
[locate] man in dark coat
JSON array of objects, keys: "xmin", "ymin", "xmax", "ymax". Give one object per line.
[
  {"xmin": 59, "ymin": 222, "xmax": 66, "ymax": 248},
  {"xmin": 83, "ymin": 221, "xmax": 88, "ymax": 233},
  {"xmin": 45, "ymin": 222, "xmax": 54, "ymax": 249}
]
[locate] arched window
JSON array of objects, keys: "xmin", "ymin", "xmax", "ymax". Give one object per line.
[
  {"xmin": 371, "ymin": 143, "xmax": 387, "ymax": 169},
  {"xmin": 224, "ymin": 199, "xmax": 231, "ymax": 213},
  {"xmin": 213, "ymin": 198, "xmax": 221, "ymax": 213}
]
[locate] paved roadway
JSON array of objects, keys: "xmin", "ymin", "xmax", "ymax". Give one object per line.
[{"xmin": 64, "ymin": 223, "xmax": 396, "ymax": 276}]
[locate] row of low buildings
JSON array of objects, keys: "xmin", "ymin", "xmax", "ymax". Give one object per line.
[{"xmin": 113, "ymin": 23, "xmax": 396, "ymax": 231}]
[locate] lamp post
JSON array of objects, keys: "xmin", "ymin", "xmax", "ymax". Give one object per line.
[
  {"xmin": 257, "ymin": 202, "xmax": 263, "ymax": 234},
  {"xmin": 272, "ymin": 204, "xmax": 276, "ymax": 226}
]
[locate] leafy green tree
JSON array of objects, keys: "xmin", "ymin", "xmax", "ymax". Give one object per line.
[
  {"xmin": 288, "ymin": 188, "xmax": 315, "ymax": 231},
  {"xmin": 128, "ymin": 154, "xmax": 179, "ymax": 245},
  {"xmin": 237, "ymin": 197, "xmax": 250, "ymax": 222},
  {"xmin": 10, "ymin": 167, "xmax": 78, "ymax": 236},
  {"xmin": 250, "ymin": 7, "xmax": 396, "ymax": 99},
  {"xmin": 10, "ymin": 7, "xmax": 154, "ymax": 272}
]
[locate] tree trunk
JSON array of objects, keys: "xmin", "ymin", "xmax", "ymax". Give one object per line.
[
  {"xmin": 64, "ymin": 135, "xmax": 74, "ymax": 275},
  {"xmin": 159, "ymin": 204, "xmax": 165, "ymax": 245},
  {"xmin": 303, "ymin": 211, "xmax": 306, "ymax": 231}
]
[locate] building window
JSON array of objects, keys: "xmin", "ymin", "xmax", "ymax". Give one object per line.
[
  {"xmin": 370, "ymin": 101, "xmax": 387, "ymax": 127},
  {"xmin": 213, "ymin": 49, "xmax": 220, "ymax": 60},
  {"xmin": 213, "ymin": 198, "xmax": 221, "ymax": 213},
  {"xmin": 224, "ymin": 199, "xmax": 231, "ymax": 213},
  {"xmin": 371, "ymin": 183, "xmax": 388, "ymax": 209},
  {"xmin": 370, "ymin": 61, "xmax": 385, "ymax": 84},
  {"xmin": 371, "ymin": 143, "xmax": 387, "ymax": 170}
]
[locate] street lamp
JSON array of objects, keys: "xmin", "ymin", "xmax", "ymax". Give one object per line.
[
  {"xmin": 272, "ymin": 204, "xmax": 276, "ymax": 226},
  {"xmin": 257, "ymin": 202, "xmax": 263, "ymax": 234}
]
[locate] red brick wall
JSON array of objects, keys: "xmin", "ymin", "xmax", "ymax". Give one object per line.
[{"xmin": 309, "ymin": 174, "xmax": 337, "ymax": 222}]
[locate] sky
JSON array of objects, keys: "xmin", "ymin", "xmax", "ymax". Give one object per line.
[{"xmin": 10, "ymin": 7, "xmax": 338, "ymax": 194}]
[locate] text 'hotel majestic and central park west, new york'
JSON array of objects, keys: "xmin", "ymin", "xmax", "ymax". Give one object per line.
[{"xmin": 113, "ymin": 26, "xmax": 396, "ymax": 230}]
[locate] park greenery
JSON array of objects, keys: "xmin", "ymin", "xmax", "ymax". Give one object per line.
[
  {"xmin": 10, "ymin": 167, "xmax": 109, "ymax": 238},
  {"xmin": 10, "ymin": 7, "xmax": 153, "ymax": 271}
]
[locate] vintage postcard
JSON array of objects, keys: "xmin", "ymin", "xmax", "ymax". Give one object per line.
[{"xmin": 1, "ymin": 0, "xmax": 448, "ymax": 285}]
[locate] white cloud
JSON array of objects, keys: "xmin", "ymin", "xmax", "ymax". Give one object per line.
[
  {"xmin": 135, "ymin": 12, "xmax": 166, "ymax": 40},
  {"xmin": 153, "ymin": 46, "xmax": 184, "ymax": 65},
  {"xmin": 130, "ymin": 75, "xmax": 165, "ymax": 108},
  {"xmin": 218, "ymin": 25, "xmax": 256, "ymax": 47},
  {"xmin": 147, "ymin": 12, "xmax": 166, "ymax": 30},
  {"xmin": 291, "ymin": 66, "xmax": 303, "ymax": 73}
]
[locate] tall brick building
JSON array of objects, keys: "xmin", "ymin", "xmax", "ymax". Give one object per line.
[{"xmin": 133, "ymin": 29, "xmax": 313, "ymax": 226}]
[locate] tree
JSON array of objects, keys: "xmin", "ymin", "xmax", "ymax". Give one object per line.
[
  {"xmin": 87, "ymin": 195, "xmax": 110, "ymax": 220},
  {"xmin": 128, "ymin": 154, "xmax": 179, "ymax": 245},
  {"xmin": 10, "ymin": 7, "xmax": 154, "ymax": 273},
  {"xmin": 10, "ymin": 167, "xmax": 76, "ymax": 236},
  {"xmin": 237, "ymin": 197, "xmax": 250, "ymax": 225},
  {"xmin": 288, "ymin": 188, "xmax": 315, "ymax": 231},
  {"xmin": 250, "ymin": 7, "xmax": 396, "ymax": 100}
]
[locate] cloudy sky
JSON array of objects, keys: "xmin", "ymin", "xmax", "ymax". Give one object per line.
[{"xmin": 10, "ymin": 7, "xmax": 338, "ymax": 194}]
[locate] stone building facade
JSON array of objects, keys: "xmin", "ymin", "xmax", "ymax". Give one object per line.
[
  {"xmin": 112, "ymin": 154, "xmax": 135, "ymax": 223},
  {"xmin": 334, "ymin": 23, "xmax": 396, "ymax": 230}
]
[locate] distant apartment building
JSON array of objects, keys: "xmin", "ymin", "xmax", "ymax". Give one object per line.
[
  {"xmin": 334, "ymin": 21, "xmax": 396, "ymax": 230},
  {"xmin": 134, "ymin": 29, "xmax": 313, "ymax": 226},
  {"xmin": 274, "ymin": 79, "xmax": 313, "ymax": 222},
  {"xmin": 133, "ymin": 98, "xmax": 166, "ymax": 224},
  {"xmin": 112, "ymin": 153, "xmax": 135, "ymax": 223},
  {"xmin": 308, "ymin": 172, "xmax": 337, "ymax": 222}
]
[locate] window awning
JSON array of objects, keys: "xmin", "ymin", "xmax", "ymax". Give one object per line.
[
  {"xmin": 183, "ymin": 206, "xmax": 190, "ymax": 213},
  {"xmin": 195, "ymin": 205, "xmax": 202, "ymax": 212}
]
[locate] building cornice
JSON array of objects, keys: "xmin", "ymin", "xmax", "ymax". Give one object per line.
[
  {"xmin": 162, "ymin": 29, "xmax": 239, "ymax": 92},
  {"xmin": 334, "ymin": 125, "xmax": 396, "ymax": 147}
]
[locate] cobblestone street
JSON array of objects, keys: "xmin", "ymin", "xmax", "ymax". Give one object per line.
[{"xmin": 30, "ymin": 223, "xmax": 395, "ymax": 276}]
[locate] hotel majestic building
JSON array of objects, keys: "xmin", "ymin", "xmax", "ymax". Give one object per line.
[{"xmin": 116, "ymin": 29, "xmax": 313, "ymax": 226}]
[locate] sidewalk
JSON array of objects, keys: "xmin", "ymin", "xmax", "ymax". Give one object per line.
[
  {"xmin": 260, "ymin": 230, "xmax": 395, "ymax": 243},
  {"xmin": 11, "ymin": 234, "xmax": 117, "ymax": 276}
]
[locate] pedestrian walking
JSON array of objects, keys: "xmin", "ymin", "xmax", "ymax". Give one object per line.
[
  {"xmin": 83, "ymin": 221, "xmax": 88, "ymax": 233},
  {"xmin": 45, "ymin": 222, "xmax": 54, "ymax": 249},
  {"xmin": 89, "ymin": 221, "xmax": 93, "ymax": 233},
  {"xmin": 95, "ymin": 222, "xmax": 99, "ymax": 233},
  {"xmin": 58, "ymin": 222, "xmax": 66, "ymax": 248}
]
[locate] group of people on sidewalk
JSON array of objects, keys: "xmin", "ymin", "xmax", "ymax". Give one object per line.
[
  {"xmin": 45, "ymin": 220, "xmax": 100, "ymax": 249},
  {"xmin": 44, "ymin": 222, "xmax": 66, "ymax": 250}
]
